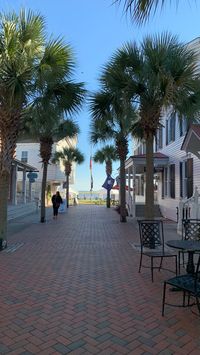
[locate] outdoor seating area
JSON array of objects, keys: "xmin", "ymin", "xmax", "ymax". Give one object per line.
[
  {"xmin": 137, "ymin": 217, "xmax": 200, "ymax": 318},
  {"xmin": 2, "ymin": 205, "xmax": 200, "ymax": 353},
  {"xmin": 137, "ymin": 220, "xmax": 177, "ymax": 282}
]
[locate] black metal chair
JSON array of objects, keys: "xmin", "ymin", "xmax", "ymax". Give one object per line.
[
  {"xmin": 162, "ymin": 255, "xmax": 200, "ymax": 316},
  {"xmin": 138, "ymin": 220, "xmax": 177, "ymax": 282},
  {"xmin": 179, "ymin": 219, "xmax": 200, "ymax": 273}
]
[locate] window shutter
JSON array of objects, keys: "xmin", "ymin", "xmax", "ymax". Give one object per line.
[
  {"xmin": 170, "ymin": 164, "xmax": 175, "ymax": 199},
  {"xmin": 187, "ymin": 158, "xmax": 193, "ymax": 198},
  {"xmin": 179, "ymin": 162, "xmax": 183, "ymax": 198},
  {"xmin": 166, "ymin": 120, "xmax": 168, "ymax": 145}
]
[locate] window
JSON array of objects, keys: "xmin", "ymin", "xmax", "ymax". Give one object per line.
[
  {"xmin": 179, "ymin": 117, "xmax": 188, "ymax": 137},
  {"xmin": 170, "ymin": 114, "xmax": 175, "ymax": 142},
  {"xmin": 156, "ymin": 126, "xmax": 163, "ymax": 151},
  {"xmin": 158, "ymin": 126, "xmax": 163, "ymax": 149},
  {"xmin": 21, "ymin": 151, "xmax": 28, "ymax": 163},
  {"xmin": 166, "ymin": 114, "xmax": 176, "ymax": 145},
  {"xmin": 170, "ymin": 164, "xmax": 175, "ymax": 199}
]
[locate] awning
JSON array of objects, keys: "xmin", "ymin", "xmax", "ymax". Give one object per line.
[
  {"xmin": 125, "ymin": 152, "xmax": 169, "ymax": 172},
  {"xmin": 12, "ymin": 159, "xmax": 38, "ymax": 172},
  {"xmin": 112, "ymin": 185, "xmax": 133, "ymax": 191}
]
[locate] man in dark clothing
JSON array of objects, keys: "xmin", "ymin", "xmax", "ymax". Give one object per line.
[{"xmin": 51, "ymin": 191, "xmax": 63, "ymax": 219}]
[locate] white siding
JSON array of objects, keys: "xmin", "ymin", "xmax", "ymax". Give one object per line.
[{"xmin": 16, "ymin": 137, "xmax": 76, "ymax": 197}]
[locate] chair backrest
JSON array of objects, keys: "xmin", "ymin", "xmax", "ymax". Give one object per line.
[
  {"xmin": 182, "ymin": 219, "xmax": 200, "ymax": 241},
  {"xmin": 194, "ymin": 255, "xmax": 200, "ymax": 291},
  {"xmin": 138, "ymin": 220, "xmax": 164, "ymax": 250}
]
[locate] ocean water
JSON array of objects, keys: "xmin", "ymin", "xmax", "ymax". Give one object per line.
[{"xmin": 77, "ymin": 191, "xmax": 103, "ymax": 200}]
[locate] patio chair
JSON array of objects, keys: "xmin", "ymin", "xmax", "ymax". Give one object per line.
[
  {"xmin": 179, "ymin": 219, "xmax": 200, "ymax": 273},
  {"xmin": 162, "ymin": 255, "xmax": 200, "ymax": 316},
  {"xmin": 138, "ymin": 220, "xmax": 177, "ymax": 282}
]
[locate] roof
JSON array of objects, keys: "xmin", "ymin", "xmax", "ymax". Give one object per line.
[
  {"xmin": 181, "ymin": 124, "xmax": 200, "ymax": 151},
  {"xmin": 125, "ymin": 152, "xmax": 169, "ymax": 170},
  {"xmin": 12, "ymin": 159, "xmax": 38, "ymax": 172},
  {"xmin": 130, "ymin": 152, "xmax": 169, "ymax": 159}
]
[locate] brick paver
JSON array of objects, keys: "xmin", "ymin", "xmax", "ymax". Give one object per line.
[{"xmin": 0, "ymin": 205, "xmax": 200, "ymax": 354}]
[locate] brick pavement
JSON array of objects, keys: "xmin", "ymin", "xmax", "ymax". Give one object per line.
[{"xmin": 0, "ymin": 205, "xmax": 200, "ymax": 354}]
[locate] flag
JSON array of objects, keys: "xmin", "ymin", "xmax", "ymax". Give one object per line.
[
  {"xmin": 90, "ymin": 156, "xmax": 93, "ymax": 191},
  {"xmin": 102, "ymin": 175, "xmax": 115, "ymax": 191}
]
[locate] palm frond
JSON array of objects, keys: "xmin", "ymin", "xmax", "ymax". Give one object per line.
[{"xmin": 114, "ymin": 0, "xmax": 174, "ymax": 24}]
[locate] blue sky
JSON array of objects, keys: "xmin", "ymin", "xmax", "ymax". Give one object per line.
[{"xmin": 5, "ymin": 0, "xmax": 200, "ymax": 191}]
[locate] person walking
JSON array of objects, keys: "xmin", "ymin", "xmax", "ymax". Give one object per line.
[{"xmin": 51, "ymin": 191, "xmax": 63, "ymax": 219}]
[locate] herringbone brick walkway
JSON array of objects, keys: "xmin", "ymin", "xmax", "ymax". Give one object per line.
[{"xmin": 0, "ymin": 205, "xmax": 200, "ymax": 354}]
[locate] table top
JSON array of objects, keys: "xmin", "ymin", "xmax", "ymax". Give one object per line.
[{"xmin": 166, "ymin": 239, "xmax": 200, "ymax": 251}]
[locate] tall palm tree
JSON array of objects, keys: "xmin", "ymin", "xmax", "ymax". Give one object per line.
[
  {"xmin": 115, "ymin": 0, "xmax": 179, "ymax": 24},
  {"xmin": 107, "ymin": 33, "xmax": 200, "ymax": 218},
  {"xmin": 93, "ymin": 145, "xmax": 118, "ymax": 208},
  {"xmin": 90, "ymin": 84, "xmax": 137, "ymax": 222},
  {"xmin": 23, "ymin": 37, "xmax": 85, "ymax": 222},
  {"xmin": 52, "ymin": 147, "xmax": 84, "ymax": 208},
  {"xmin": 0, "ymin": 9, "xmax": 46, "ymax": 244},
  {"xmin": 22, "ymin": 115, "xmax": 80, "ymax": 222}
]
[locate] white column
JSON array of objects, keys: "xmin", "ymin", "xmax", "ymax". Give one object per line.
[
  {"xmin": 127, "ymin": 167, "xmax": 131, "ymax": 216},
  {"xmin": 132, "ymin": 164, "xmax": 136, "ymax": 218},
  {"xmin": 28, "ymin": 180, "xmax": 32, "ymax": 202},
  {"xmin": 11, "ymin": 164, "xmax": 18, "ymax": 205},
  {"xmin": 22, "ymin": 169, "xmax": 27, "ymax": 203}
]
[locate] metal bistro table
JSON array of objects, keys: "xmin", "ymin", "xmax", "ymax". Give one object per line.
[{"xmin": 166, "ymin": 239, "xmax": 200, "ymax": 274}]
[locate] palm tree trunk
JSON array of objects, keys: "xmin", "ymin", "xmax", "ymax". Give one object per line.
[
  {"xmin": 107, "ymin": 189, "xmax": 111, "ymax": 208},
  {"xmin": 120, "ymin": 158, "xmax": 127, "ymax": 222},
  {"xmin": 145, "ymin": 132, "xmax": 154, "ymax": 219},
  {"xmin": 40, "ymin": 162, "xmax": 48, "ymax": 223},
  {"xmin": 66, "ymin": 174, "xmax": 69, "ymax": 208},
  {"xmin": 0, "ymin": 171, "xmax": 9, "ymax": 246}
]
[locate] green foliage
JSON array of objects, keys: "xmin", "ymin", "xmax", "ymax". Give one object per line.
[
  {"xmin": 114, "ymin": 0, "xmax": 175, "ymax": 24},
  {"xmin": 93, "ymin": 145, "xmax": 118, "ymax": 164},
  {"xmin": 52, "ymin": 147, "xmax": 84, "ymax": 166}
]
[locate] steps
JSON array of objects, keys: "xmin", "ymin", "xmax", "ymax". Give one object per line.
[
  {"xmin": 136, "ymin": 203, "xmax": 162, "ymax": 218},
  {"xmin": 7, "ymin": 202, "xmax": 37, "ymax": 221}
]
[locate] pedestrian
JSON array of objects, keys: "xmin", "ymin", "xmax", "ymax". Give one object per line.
[{"xmin": 52, "ymin": 191, "xmax": 63, "ymax": 219}]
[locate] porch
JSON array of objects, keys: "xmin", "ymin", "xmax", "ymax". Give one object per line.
[{"xmin": 125, "ymin": 152, "xmax": 169, "ymax": 218}]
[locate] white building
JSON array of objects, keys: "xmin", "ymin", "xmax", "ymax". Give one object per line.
[
  {"xmin": 15, "ymin": 136, "xmax": 77, "ymax": 203},
  {"xmin": 125, "ymin": 37, "xmax": 200, "ymax": 222}
]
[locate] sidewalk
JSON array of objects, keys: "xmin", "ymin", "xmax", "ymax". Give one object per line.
[{"xmin": 0, "ymin": 205, "xmax": 199, "ymax": 354}]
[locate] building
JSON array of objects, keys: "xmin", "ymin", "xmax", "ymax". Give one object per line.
[
  {"xmin": 15, "ymin": 136, "xmax": 77, "ymax": 204},
  {"xmin": 125, "ymin": 37, "xmax": 200, "ymax": 222}
]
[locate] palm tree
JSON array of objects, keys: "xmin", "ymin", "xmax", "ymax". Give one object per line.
[
  {"xmin": 115, "ymin": 0, "xmax": 178, "ymax": 24},
  {"xmin": 22, "ymin": 37, "xmax": 85, "ymax": 223},
  {"xmin": 93, "ymin": 145, "xmax": 118, "ymax": 208},
  {"xmin": 0, "ymin": 9, "xmax": 46, "ymax": 244},
  {"xmin": 90, "ymin": 82, "xmax": 137, "ymax": 222},
  {"xmin": 107, "ymin": 33, "xmax": 200, "ymax": 218},
  {"xmin": 52, "ymin": 147, "xmax": 84, "ymax": 208},
  {"xmin": 22, "ymin": 115, "xmax": 80, "ymax": 221}
]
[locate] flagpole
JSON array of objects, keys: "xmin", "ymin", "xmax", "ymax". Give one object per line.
[{"xmin": 89, "ymin": 147, "xmax": 93, "ymax": 200}]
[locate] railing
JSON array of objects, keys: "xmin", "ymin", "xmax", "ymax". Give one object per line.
[{"xmin": 177, "ymin": 186, "xmax": 200, "ymax": 234}]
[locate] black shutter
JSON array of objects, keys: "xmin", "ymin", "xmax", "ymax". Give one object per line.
[
  {"xmin": 187, "ymin": 158, "xmax": 193, "ymax": 198},
  {"xmin": 170, "ymin": 164, "xmax": 175, "ymax": 199},
  {"xmin": 180, "ymin": 162, "xmax": 183, "ymax": 198},
  {"xmin": 166, "ymin": 120, "xmax": 168, "ymax": 145},
  {"xmin": 161, "ymin": 169, "xmax": 164, "ymax": 199}
]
